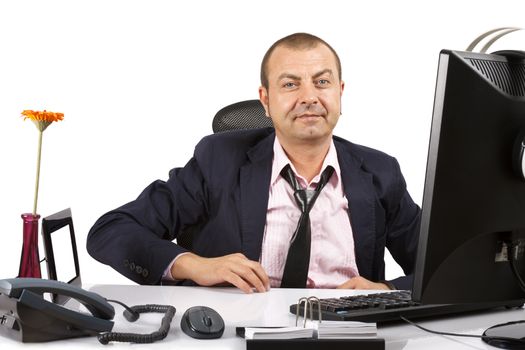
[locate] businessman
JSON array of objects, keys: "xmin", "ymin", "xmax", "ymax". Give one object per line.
[{"xmin": 87, "ymin": 33, "xmax": 421, "ymax": 293}]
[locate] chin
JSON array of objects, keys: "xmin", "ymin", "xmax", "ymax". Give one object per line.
[{"xmin": 295, "ymin": 130, "xmax": 331, "ymax": 142}]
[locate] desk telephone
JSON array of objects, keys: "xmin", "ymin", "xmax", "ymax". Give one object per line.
[{"xmin": 0, "ymin": 278, "xmax": 175, "ymax": 344}]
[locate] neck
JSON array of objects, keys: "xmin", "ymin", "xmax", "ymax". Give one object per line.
[{"xmin": 278, "ymin": 136, "xmax": 332, "ymax": 183}]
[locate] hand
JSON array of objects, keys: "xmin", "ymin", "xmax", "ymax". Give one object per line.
[
  {"xmin": 337, "ymin": 276, "xmax": 392, "ymax": 290},
  {"xmin": 171, "ymin": 252, "xmax": 270, "ymax": 294}
]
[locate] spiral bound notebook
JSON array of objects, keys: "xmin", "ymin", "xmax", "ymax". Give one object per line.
[
  {"xmin": 237, "ymin": 322, "xmax": 377, "ymax": 340},
  {"xmin": 237, "ymin": 296, "xmax": 385, "ymax": 350}
]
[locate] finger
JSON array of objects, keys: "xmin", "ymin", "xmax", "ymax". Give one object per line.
[
  {"xmin": 231, "ymin": 264, "xmax": 267, "ymax": 293},
  {"xmin": 246, "ymin": 261, "xmax": 270, "ymax": 290},
  {"xmin": 223, "ymin": 271, "xmax": 254, "ymax": 294},
  {"xmin": 226, "ymin": 256, "xmax": 269, "ymax": 292}
]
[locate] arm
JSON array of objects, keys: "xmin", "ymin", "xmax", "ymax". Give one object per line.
[
  {"xmin": 383, "ymin": 158, "xmax": 421, "ymax": 290},
  {"xmin": 337, "ymin": 157, "xmax": 420, "ymax": 290},
  {"xmin": 86, "ymin": 158, "xmax": 207, "ymax": 285},
  {"xmin": 87, "ymin": 157, "xmax": 270, "ymax": 292}
]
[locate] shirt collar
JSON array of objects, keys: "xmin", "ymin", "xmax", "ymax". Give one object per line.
[{"xmin": 271, "ymin": 136, "xmax": 341, "ymax": 187}]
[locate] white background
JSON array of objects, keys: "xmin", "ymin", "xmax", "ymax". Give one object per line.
[{"xmin": 0, "ymin": 0, "xmax": 524, "ymax": 285}]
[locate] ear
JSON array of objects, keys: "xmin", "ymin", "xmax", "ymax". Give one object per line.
[
  {"xmin": 258, "ymin": 86, "xmax": 271, "ymax": 117},
  {"xmin": 340, "ymin": 80, "xmax": 345, "ymax": 115}
]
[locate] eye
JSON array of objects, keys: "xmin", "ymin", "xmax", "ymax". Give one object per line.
[
  {"xmin": 283, "ymin": 81, "xmax": 297, "ymax": 88},
  {"xmin": 316, "ymin": 79, "xmax": 330, "ymax": 86}
]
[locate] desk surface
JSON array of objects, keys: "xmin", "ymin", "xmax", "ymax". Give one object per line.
[{"xmin": 3, "ymin": 284, "xmax": 524, "ymax": 349}]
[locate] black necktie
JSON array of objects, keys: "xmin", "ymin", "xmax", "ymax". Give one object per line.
[{"xmin": 279, "ymin": 164, "xmax": 334, "ymax": 288}]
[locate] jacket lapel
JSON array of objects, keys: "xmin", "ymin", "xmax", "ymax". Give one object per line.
[
  {"xmin": 335, "ymin": 140, "xmax": 377, "ymax": 279},
  {"xmin": 239, "ymin": 132, "xmax": 275, "ymax": 261}
]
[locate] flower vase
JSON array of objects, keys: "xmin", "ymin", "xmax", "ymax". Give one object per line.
[{"xmin": 18, "ymin": 213, "xmax": 42, "ymax": 278}]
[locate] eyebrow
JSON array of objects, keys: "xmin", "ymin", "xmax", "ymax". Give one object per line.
[
  {"xmin": 277, "ymin": 69, "xmax": 334, "ymax": 81},
  {"xmin": 312, "ymin": 69, "xmax": 334, "ymax": 80},
  {"xmin": 277, "ymin": 73, "xmax": 301, "ymax": 81}
]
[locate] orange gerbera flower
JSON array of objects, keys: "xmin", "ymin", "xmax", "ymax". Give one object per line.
[
  {"xmin": 22, "ymin": 110, "xmax": 64, "ymax": 122},
  {"xmin": 21, "ymin": 109, "xmax": 64, "ymax": 215},
  {"xmin": 22, "ymin": 110, "xmax": 64, "ymax": 132}
]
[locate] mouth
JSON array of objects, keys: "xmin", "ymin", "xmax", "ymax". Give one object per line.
[{"xmin": 295, "ymin": 114, "xmax": 324, "ymax": 121}]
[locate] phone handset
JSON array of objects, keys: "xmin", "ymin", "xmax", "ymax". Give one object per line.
[
  {"xmin": 0, "ymin": 278, "xmax": 176, "ymax": 344},
  {"xmin": 0, "ymin": 278, "xmax": 114, "ymax": 333}
]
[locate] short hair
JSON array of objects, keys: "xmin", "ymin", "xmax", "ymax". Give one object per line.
[{"xmin": 260, "ymin": 32, "xmax": 342, "ymax": 89}]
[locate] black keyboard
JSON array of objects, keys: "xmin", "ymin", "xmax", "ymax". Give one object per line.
[{"xmin": 289, "ymin": 291, "xmax": 525, "ymax": 323}]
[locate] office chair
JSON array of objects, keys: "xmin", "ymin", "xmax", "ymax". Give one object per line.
[{"xmin": 212, "ymin": 100, "xmax": 273, "ymax": 133}]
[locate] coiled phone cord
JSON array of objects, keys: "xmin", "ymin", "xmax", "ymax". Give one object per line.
[{"xmin": 97, "ymin": 303, "xmax": 176, "ymax": 345}]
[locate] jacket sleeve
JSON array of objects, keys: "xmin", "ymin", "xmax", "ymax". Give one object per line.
[
  {"xmin": 384, "ymin": 158, "xmax": 421, "ymax": 290},
  {"xmin": 86, "ymin": 157, "xmax": 209, "ymax": 285}
]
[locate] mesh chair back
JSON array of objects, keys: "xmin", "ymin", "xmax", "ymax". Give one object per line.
[{"xmin": 212, "ymin": 100, "xmax": 273, "ymax": 133}]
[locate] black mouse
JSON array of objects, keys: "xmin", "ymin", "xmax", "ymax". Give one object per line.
[{"xmin": 180, "ymin": 306, "xmax": 225, "ymax": 339}]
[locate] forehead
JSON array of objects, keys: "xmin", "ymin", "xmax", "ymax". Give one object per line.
[{"xmin": 266, "ymin": 44, "xmax": 338, "ymax": 79}]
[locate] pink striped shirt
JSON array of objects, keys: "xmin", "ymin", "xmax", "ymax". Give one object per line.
[{"xmin": 259, "ymin": 138, "xmax": 359, "ymax": 288}]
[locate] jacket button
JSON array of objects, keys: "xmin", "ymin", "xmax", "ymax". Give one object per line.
[
  {"xmin": 124, "ymin": 259, "xmax": 129, "ymax": 267},
  {"xmin": 142, "ymin": 269, "xmax": 149, "ymax": 278},
  {"xmin": 136, "ymin": 266, "xmax": 143, "ymax": 274},
  {"xmin": 129, "ymin": 262, "xmax": 135, "ymax": 271}
]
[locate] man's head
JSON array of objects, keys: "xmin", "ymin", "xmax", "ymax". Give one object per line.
[
  {"xmin": 260, "ymin": 33, "xmax": 342, "ymax": 90},
  {"xmin": 259, "ymin": 33, "xmax": 344, "ymax": 147}
]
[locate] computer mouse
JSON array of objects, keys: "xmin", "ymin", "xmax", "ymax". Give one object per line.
[{"xmin": 180, "ymin": 306, "xmax": 225, "ymax": 339}]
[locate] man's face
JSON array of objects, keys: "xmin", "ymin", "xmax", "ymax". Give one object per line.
[{"xmin": 259, "ymin": 44, "xmax": 344, "ymax": 146}]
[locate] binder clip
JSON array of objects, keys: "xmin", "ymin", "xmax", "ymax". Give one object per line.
[{"xmin": 295, "ymin": 296, "xmax": 322, "ymax": 327}]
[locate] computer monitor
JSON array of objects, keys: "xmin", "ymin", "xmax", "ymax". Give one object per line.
[{"xmin": 412, "ymin": 49, "xmax": 525, "ymax": 306}]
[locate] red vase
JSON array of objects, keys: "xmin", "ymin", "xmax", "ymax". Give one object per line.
[{"xmin": 18, "ymin": 213, "xmax": 42, "ymax": 278}]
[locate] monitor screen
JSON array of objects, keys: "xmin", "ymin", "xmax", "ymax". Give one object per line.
[{"xmin": 412, "ymin": 49, "xmax": 525, "ymax": 305}]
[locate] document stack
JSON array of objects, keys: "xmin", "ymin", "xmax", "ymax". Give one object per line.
[
  {"xmin": 310, "ymin": 320, "xmax": 377, "ymax": 339},
  {"xmin": 240, "ymin": 321, "xmax": 376, "ymax": 340},
  {"xmin": 242, "ymin": 326, "xmax": 314, "ymax": 340}
]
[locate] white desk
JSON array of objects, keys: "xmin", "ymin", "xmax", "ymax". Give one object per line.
[{"xmin": 2, "ymin": 285, "xmax": 525, "ymax": 349}]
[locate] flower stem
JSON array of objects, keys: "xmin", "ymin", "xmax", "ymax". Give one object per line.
[{"xmin": 33, "ymin": 130, "xmax": 43, "ymax": 216}]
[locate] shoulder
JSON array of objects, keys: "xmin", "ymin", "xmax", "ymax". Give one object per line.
[
  {"xmin": 333, "ymin": 135, "xmax": 398, "ymax": 170},
  {"xmin": 191, "ymin": 128, "xmax": 275, "ymax": 179},
  {"xmin": 334, "ymin": 135, "xmax": 408, "ymax": 204},
  {"xmin": 197, "ymin": 128, "xmax": 274, "ymax": 150},
  {"xmin": 194, "ymin": 127, "xmax": 274, "ymax": 159}
]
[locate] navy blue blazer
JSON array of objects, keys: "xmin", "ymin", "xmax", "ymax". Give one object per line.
[{"xmin": 87, "ymin": 128, "xmax": 421, "ymax": 290}]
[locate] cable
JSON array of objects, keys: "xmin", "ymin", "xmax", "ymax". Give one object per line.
[
  {"xmin": 105, "ymin": 299, "xmax": 140, "ymax": 321},
  {"xmin": 400, "ymin": 316, "xmax": 483, "ymax": 339},
  {"xmin": 400, "ymin": 316, "xmax": 525, "ymax": 345},
  {"xmin": 97, "ymin": 303, "xmax": 176, "ymax": 345},
  {"xmin": 509, "ymin": 242, "xmax": 525, "ymax": 293},
  {"xmin": 400, "ymin": 239, "xmax": 525, "ymax": 347}
]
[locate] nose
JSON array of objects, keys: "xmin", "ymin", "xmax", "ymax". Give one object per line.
[{"xmin": 298, "ymin": 82, "xmax": 319, "ymax": 107}]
